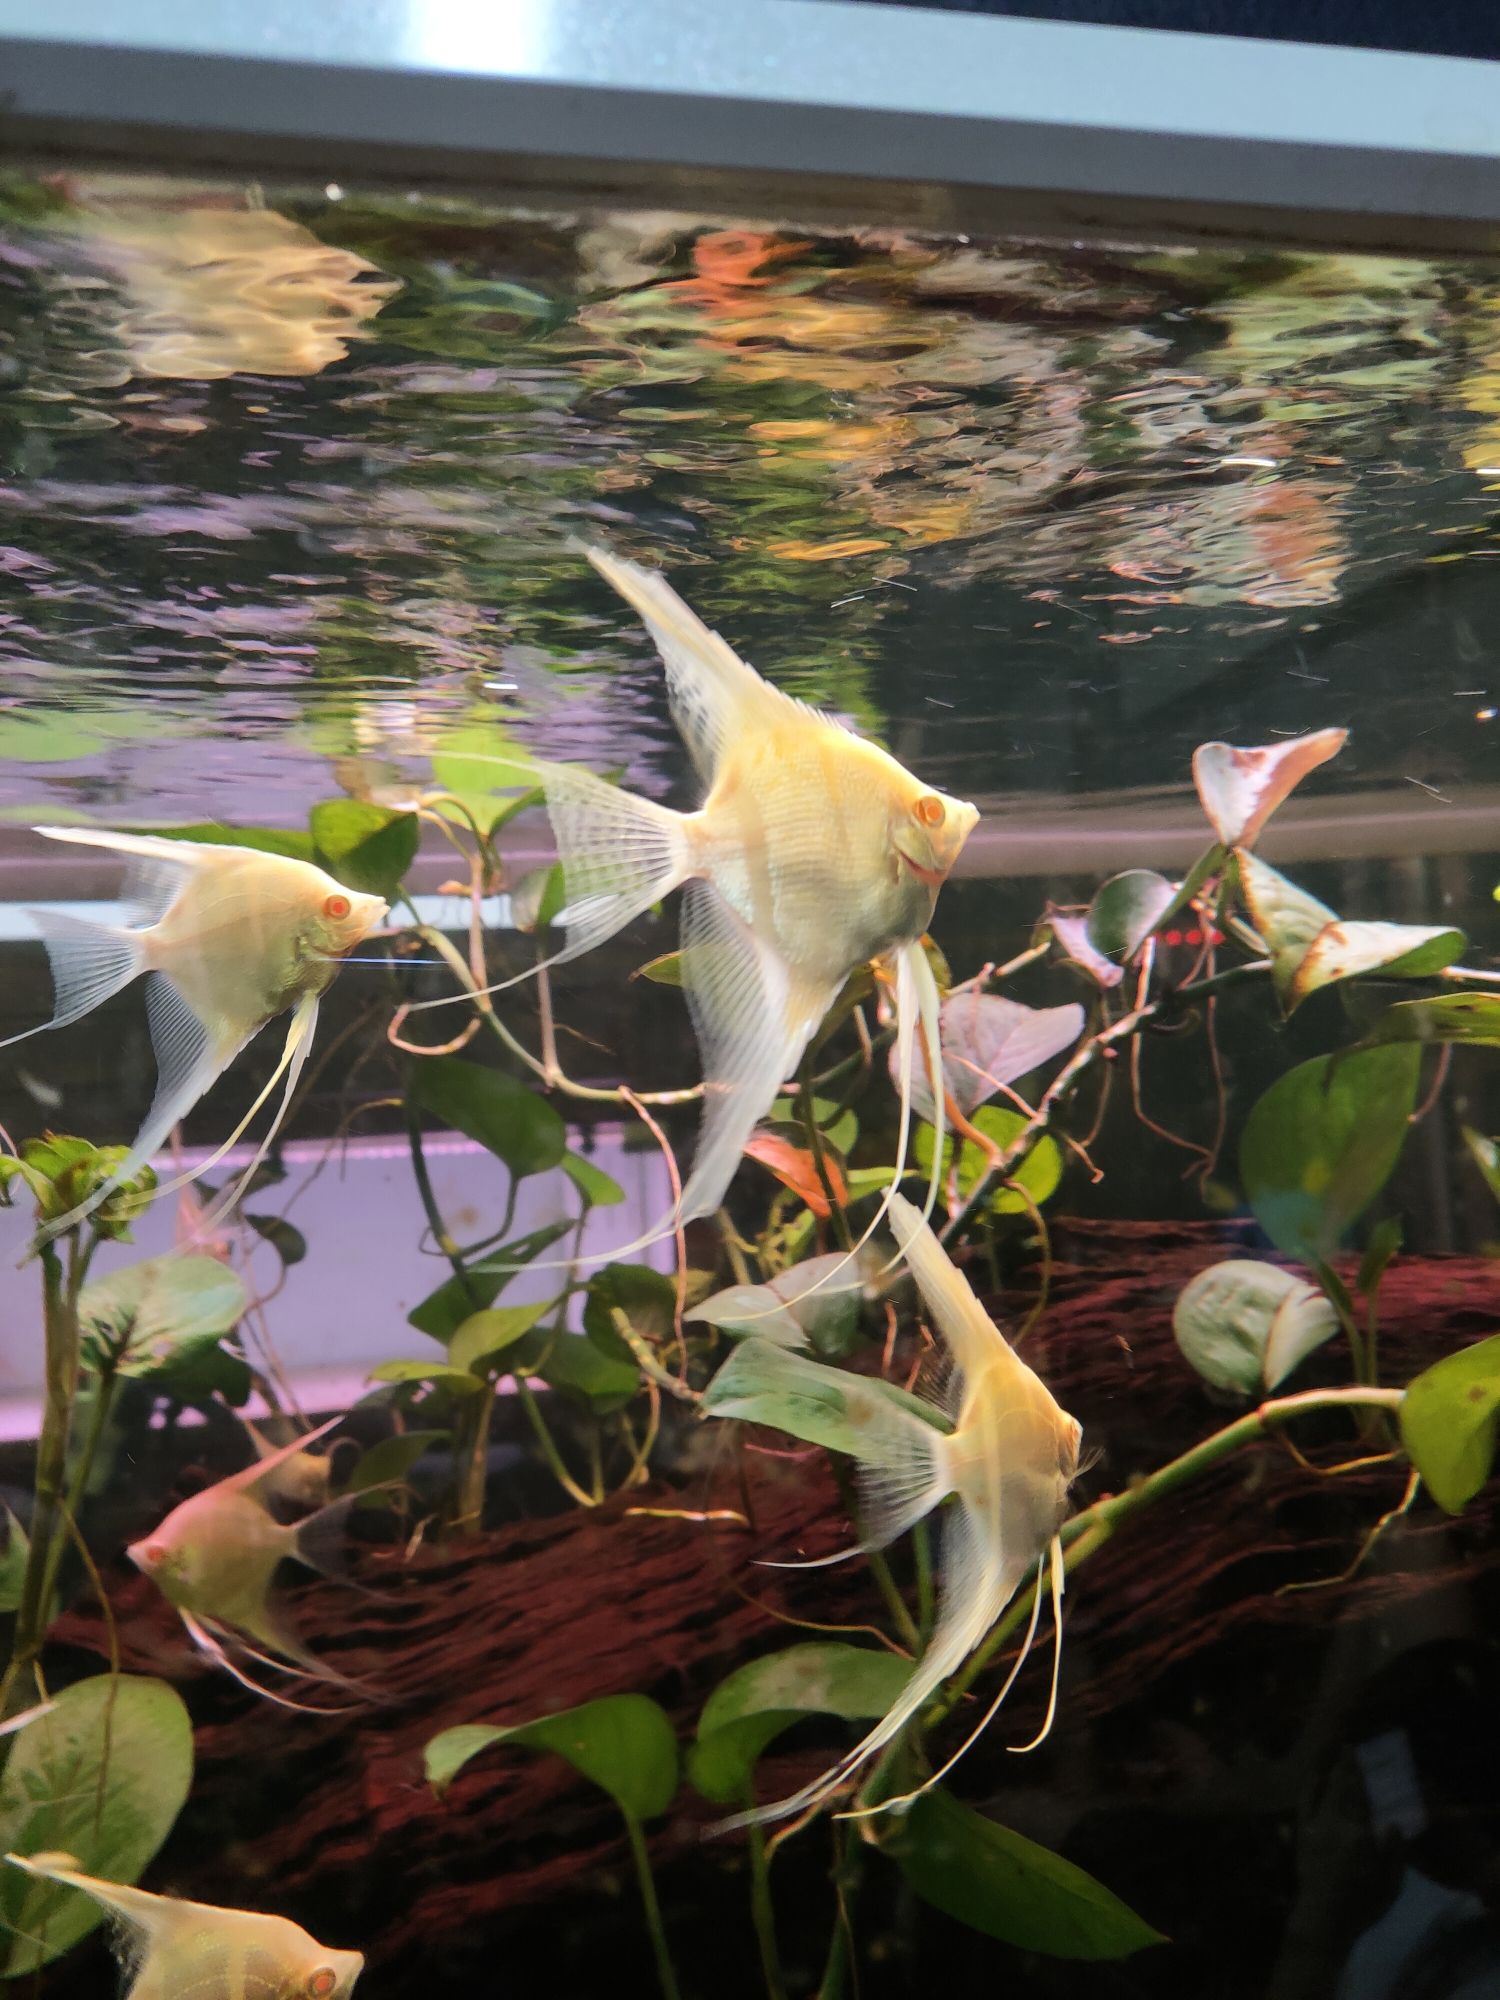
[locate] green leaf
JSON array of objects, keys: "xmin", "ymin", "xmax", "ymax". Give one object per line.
[
  {"xmin": 688, "ymin": 1643, "xmax": 911, "ymax": 1804},
  {"xmin": 702, "ymin": 1338, "xmax": 949, "ymax": 1458},
  {"xmin": 686, "ymin": 1254, "xmax": 864, "ymax": 1358},
  {"xmin": 1239, "ymin": 1045, "xmax": 1421, "ymax": 1262},
  {"xmin": 367, "ymin": 1359, "xmax": 488, "ymax": 1395},
  {"xmin": 0, "ymin": 1675, "xmax": 194, "ymax": 1975},
  {"xmin": 914, "ymin": 1104, "xmax": 1063, "ymax": 1217},
  {"xmin": 1172, "ymin": 1259, "xmax": 1338, "ymax": 1395},
  {"xmin": 1462, "ymin": 1126, "xmax": 1500, "ymax": 1204},
  {"xmin": 309, "ymin": 799, "xmax": 418, "ymax": 899},
  {"xmin": 449, "ymin": 1299, "xmax": 556, "ymax": 1373},
  {"xmin": 429, "ymin": 733, "xmax": 539, "ymax": 836},
  {"xmin": 561, "ymin": 1151, "xmax": 626, "ymax": 1208},
  {"xmin": 1287, "ymin": 921, "xmax": 1465, "ymax": 1007},
  {"xmin": 0, "ymin": 1507, "xmax": 29, "ymax": 1614},
  {"xmin": 635, "ymin": 950, "xmax": 685, "ymax": 987},
  {"xmin": 79, "ymin": 1254, "xmax": 247, "ymax": 1369},
  {"xmin": 888, "ymin": 1787, "xmax": 1166, "ymax": 1960},
  {"xmin": 346, "ymin": 1428, "xmax": 450, "ymax": 1496},
  {"xmin": 413, "ymin": 1057, "xmax": 567, "ymax": 1179},
  {"xmin": 538, "ymin": 1334, "xmax": 640, "ymax": 1412},
  {"xmin": 244, "ymin": 1213, "xmax": 308, "ymax": 1266},
  {"xmin": 425, "ymin": 1694, "xmax": 678, "ymax": 1820},
  {"xmin": 405, "ymin": 1224, "xmax": 572, "ymax": 1340},
  {"xmin": 146, "ymin": 821, "xmax": 316, "ymax": 861},
  {"xmin": 131, "ymin": 1331, "xmax": 252, "ymax": 1405},
  {"xmin": 1357, "ymin": 1215, "xmax": 1404, "ymax": 1298},
  {"xmin": 509, "ymin": 862, "xmax": 568, "ymax": 934},
  {"xmin": 1086, "ymin": 870, "xmax": 1177, "ymax": 962},
  {"xmin": 583, "ymin": 1263, "xmax": 677, "ymax": 1360},
  {"xmin": 1234, "ymin": 850, "xmax": 1338, "ymax": 999},
  {"xmin": 767, "ymin": 1095, "xmax": 859, "ymax": 1157},
  {"xmin": 1372, "ymin": 992, "xmax": 1500, "ymax": 1047},
  {"xmin": 1400, "ymin": 1334, "xmax": 1500, "ymax": 1514}
]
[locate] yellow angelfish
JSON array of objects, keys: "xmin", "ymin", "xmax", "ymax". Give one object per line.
[
  {"xmin": 731, "ymin": 1191, "xmax": 1082, "ymax": 1826},
  {"xmin": 1, "ymin": 831, "xmax": 386, "ymax": 1242},
  {"xmin": 127, "ymin": 1417, "xmax": 367, "ymax": 1709},
  {"xmin": 432, "ymin": 547, "xmax": 977, "ymax": 1243},
  {"xmin": 4, "ymin": 1851, "xmax": 363, "ymax": 1999}
]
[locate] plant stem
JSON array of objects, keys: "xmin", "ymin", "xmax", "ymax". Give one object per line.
[
  {"xmin": 911, "ymin": 1519, "xmax": 935, "ymax": 1644},
  {"xmin": 939, "ymin": 957, "xmax": 1275, "ymax": 1245},
  {"xmin": 622, "ymin": 1810, "xmax": 684, "ymax": 2000},
  {"xmin": 815, "ymin": 1823, "xmax": 861, "ymax": 2000},
  {"xmin": 512, "ymin": 1377, "xmax": 597, "ymax": 1509},
  {"xmin": 944, "ymin": 1384, "xmax": 1405, "ymax": 1710},
  {"xmin": 3, "ymin": 1241, "xmax": 82, "ymax": 1715},
  {"xmin": 745, "ymin": 1816, "xmax": 787, "ymax": 2000}
]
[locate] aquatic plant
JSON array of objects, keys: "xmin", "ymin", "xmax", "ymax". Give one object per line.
[
  {"xmin": 8, "ymin": 713, "xmax": 1500, "ymax": 1991},
  {"xmin": 397, "ymin": 717, "xmax": 1500, "ymax": 1980}
]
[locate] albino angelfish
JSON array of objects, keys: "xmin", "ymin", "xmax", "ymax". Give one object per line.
[
  {"xmin": 730, "ymin": 1191, "xmax": 1081, "ymax": 1827},
  {"xmin": 427, "ymin": 547, "xmax": 977, "ymax": 1251},
  {"xmin": 2, "ymin": 829, "xmax": 386, "ymax": 1243},
  {"xmin": 4, "ymin": 1851, "xmax": 363, "ymax": 1998},
  {"xmin": 128, "ymin": 1417, "xmax": 369, "ymax": 1708}
]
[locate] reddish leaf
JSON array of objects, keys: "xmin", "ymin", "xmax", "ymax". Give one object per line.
[
  {"xmin": 1192, "ymin": 728, "xmax": 1347, "ymax": 848},
  {"xmin": 1045, "ymin": 906, "xmax": 1124, "ymax": 988},
  {"xmin": 743, "ymin": 1132, "xmax": 847, "ymax": 1217}
]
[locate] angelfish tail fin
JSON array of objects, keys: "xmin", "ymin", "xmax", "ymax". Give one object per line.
[
  {"xmin": 0, "ymin": 908, "xmax": 145, "ymax": 1049},
  {"xmin": 541, "ymin": 761, "xmax": 693, "ymax": 963},
  {"xmin": 29, "ymin": 973, "xmax": 240, "ymax": 1252}
]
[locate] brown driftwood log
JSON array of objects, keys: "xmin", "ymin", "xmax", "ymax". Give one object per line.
[{"xmin": 46, "ymin": 1221, "xmax": 1500, "ymax": 1998}]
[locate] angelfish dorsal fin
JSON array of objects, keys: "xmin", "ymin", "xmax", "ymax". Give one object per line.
[{"xmin": 583, "ymin": 545, "xmax": 804, "ymax": 785}]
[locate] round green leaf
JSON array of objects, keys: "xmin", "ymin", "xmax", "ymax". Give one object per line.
[
  {"xmin": 0, "ymin": 1675, "xmax": 193, "ymax": 1974},
  {"xmin": 449, "ymin": 1299, "xmax": 556, "ymax": 1373},
  {"xmin": 1400, "ymin": 1334, "xmax": 1500, "ymax": 1515},
  {"xmin": 1374, "ymin": 992, "xmax": 1500, "ymax": 1048},
  {"xmin": 689, "ymin": 1644, "xmax": 911, "ymax": 1804},
  {"xmin": 702, "ymin": 1338, "xmax": 949, "ymax": 1457},
  {"xmin": 309, "ymin": 799, "xmax": 418, "ymax": 899},
  {"xmin": 1086, "ymin": 870, "xmax": 1176, "ymax": 962},
  {"xmin": 367, "ymin": 1359, "xmax": 487, "ymax": 1395},
  {"xmin": 1239, "ymin": 1045, "xmax": 1420, "ymax": 1263},
  {"xmin": 561, "ymin": 1151, "xmax": 626, "ymax": 1208},
  {"xmin": 413, "ymin": 1057, "xmax": 567, "ymax": 1178},
  {"xmin": 425, "ymin": 1694, "xmax": 678, "ymax": 1821},
  {"xmin": 888, "ymin": 1787, "xmax": 1166, "ymax": 1961},
  {"xmin": 914, "ymin": 1105, "xmax": 1063, "ymax": 1217},
  {"xmin": 79, "ymin": 1255, "xmax": 247, "ymax": 1372}
]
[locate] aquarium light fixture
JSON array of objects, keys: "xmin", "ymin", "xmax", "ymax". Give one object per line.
[{"xmin": 3, "ymin": 0, "xmax": 1500, "ymax": 249}]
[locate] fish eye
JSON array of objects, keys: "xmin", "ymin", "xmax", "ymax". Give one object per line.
[
  {"xmin": 306, "ymin": 1970, "xmax": 338, "ymax": 1999},
  {"xmin": 141, "ymin": 1540, "xmax": 167, "ymax": 1568},
  {"xmin": 322, "ymin": 893, "xmax": 352, "ymax": 921},
  {"xmin": 913, "ymin": 794, "xmax": 946, "ymax": 829}
]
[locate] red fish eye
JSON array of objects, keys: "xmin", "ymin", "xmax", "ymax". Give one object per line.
[
  {"xmin": 323, "ymin": 893, "xmax": 352, "ymax": 921},
  {"xmin": 913, "ymin": 794, "xmax": 945, "ymax": 829},
  {"xmin": 141, "ymin": 1540, "xmax": 167, "ymax": 1568},
  {"xmin": 306, "ymin": 1970, "xmax": 338, "ymax": 1999}
]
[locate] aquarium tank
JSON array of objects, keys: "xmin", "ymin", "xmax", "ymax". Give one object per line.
[{"xmin": 2, "ymin": 15, "xmax": 1500, "ymax": 2000}]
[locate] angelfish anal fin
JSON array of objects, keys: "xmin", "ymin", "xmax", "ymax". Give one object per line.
[{"xmin": 678, "ymin": 879, "xmax": 837, "ymax": 1222}]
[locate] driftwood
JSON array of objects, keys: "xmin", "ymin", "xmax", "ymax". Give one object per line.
[{"xmin": 45, "ymin": 1220, "xmax": 1500, "ymax": 1999}]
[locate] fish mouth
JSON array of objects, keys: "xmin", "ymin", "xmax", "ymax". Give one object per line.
[{"xmin": 898, "ymin": 849, "xmax": 948, "ymax": 891}]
